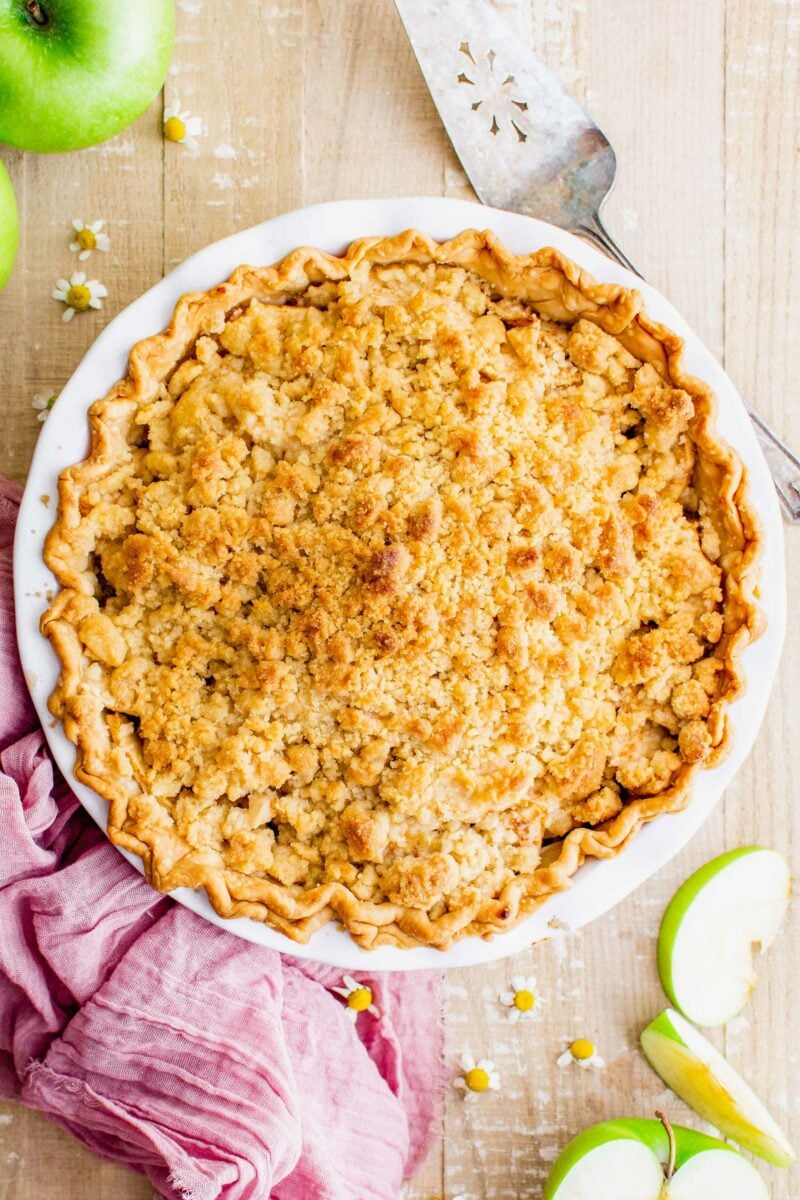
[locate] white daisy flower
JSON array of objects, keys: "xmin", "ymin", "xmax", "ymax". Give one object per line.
[
  {"xmin": 31, "ymin": 389, "xmax": 58, "ymax": 422},
  {"xmin": 557, "ymin": 1038, "xmax": 605, "ymax": 1070},
  {"xmin": 163, "ymin": 102, "xmax": 203, "ymax": 152},
  {"xmin": 52, "ymin": 273, "xmax": 107, "ymax": 323},
  {"xmin": 69, "ymin": 219, "xmax": 110, "ymax": 261},
  {"xmin": 453, "ymin": 1052, "xmax": 500, "ymax": 1100},
  {"xmin": 331, "ymin": 974, "xmax": 380, "ymax": 1021},
  {"xmin": 499, "ymin": 974, "xmax": 542, "ymax": 1023}
]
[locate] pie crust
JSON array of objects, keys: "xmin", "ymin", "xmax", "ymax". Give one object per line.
[{"xmin": 41, "ymin": 230, "xmax": 763, "ymax": 950}]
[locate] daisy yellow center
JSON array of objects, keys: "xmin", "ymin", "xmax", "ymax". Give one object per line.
[
  {"xmin": 76, "ymin": 228, "xmax": 96, "ymax": 251},
  {"xmin": 164, "ymin": 115, "xmax": 186, "ymax": 143},
  {"xmin": 66, "ymin": 284, "xmax": 91, "ymax": 311},
  {"xmin": 347, "ymin": 986, "xmax": 372, "ymax": 1012},
  {"xmin": 464, "ymin": 1067, "xmax": 490, "ymax": 1092},
  {"xmin": 570, "ymin": 1038, "xmax": 595, "ymax": 1061},
  {"xmin": 513, "ymin": 989, "xmax": 535, "ymax": 1012}
]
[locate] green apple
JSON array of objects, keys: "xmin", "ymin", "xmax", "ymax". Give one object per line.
[
  {"xmin": 543, "ymin": 1116, "xmax": 768, "ymax": 1200},
  {"xmin": 641, "ymin": 1008, "xmax": 795, "ymax": 1168},
  {"xmin": 0, "ymin": 158, "xmax": 18, "ymax": 289},
  {"xmin": 658, "ymin": 847, "xmax": 791, "ymax": 1027},
  {"xmin": 0, "ymin": 0, "xmax": 175, "ymax": 153}
]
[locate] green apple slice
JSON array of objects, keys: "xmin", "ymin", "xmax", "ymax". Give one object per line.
[
  {"xmin": 641, "ymin": 1008, "xmax": 795, "ymax": 1167},
  {"xmin": 658, "ymin": 847, "xmax": 791, "ymax": 1026},
  {"xmin": 543, "ymin": 1117, "xmax": 768, "ymax": 1199},
  {"xmin": 0, "ymin": 159, "xmax": 18, "ymax": 291}
]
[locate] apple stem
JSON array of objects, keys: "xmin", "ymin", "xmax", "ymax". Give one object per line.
[
  {"xmin": 655, "ymin": 1111, "xmax": 677, "ymax": 1180},
  {"xmin": 25, "ymin": 1, "xmax": 49, "ymax": 26}
]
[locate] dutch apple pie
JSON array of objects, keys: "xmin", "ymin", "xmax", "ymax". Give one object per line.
[{"xmin": 42, "ymin": 230, "xmax": 763, "ymax": 949}]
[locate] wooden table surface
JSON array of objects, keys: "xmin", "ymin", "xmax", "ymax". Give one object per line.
[{"xmin": 1, "ymin": 2, "xmax": 798, "ymax": 1197}]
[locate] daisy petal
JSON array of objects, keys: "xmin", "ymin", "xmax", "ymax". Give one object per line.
[
  {"xmin": 458, "ymin": 1053, "xmax": 475, "ymax": 1072},
  {"xmin": 453, "ymin": 1077, "xmax": 467, "ymax": 1091},
  {"xmin": 557, "ymin": 1050, "xmax": 573, "ymax": 1067},
  {"xmin": 72, "ymin": 218, "xmax": 84, "ymax": 232},
  {"xmin": 62, "ymin": 308, "xmax": 75, "ymax": 323},
  {"xmin": 79, "ymin": 250, "xmax": 90, "ymax": 261},
  {"xmin": 510, "ymin": 974, "xmax": 526, "ymax": 991}
]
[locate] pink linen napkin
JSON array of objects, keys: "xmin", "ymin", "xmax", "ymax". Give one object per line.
[{"xmin": 0, "ymin": 478, "xmax": 445, "ymax": 1200}]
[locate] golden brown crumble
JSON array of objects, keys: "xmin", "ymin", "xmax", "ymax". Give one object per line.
[{"xmin": 41, "ymin": 232, "xmax": 762, "ymax": 949}]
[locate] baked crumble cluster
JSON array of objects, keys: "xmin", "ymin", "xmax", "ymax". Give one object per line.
[{"xmin": 43, "ymin": 233, "xmax": 760, "ymax": 948}]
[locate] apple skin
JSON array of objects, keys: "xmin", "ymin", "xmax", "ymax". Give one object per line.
[
  {"xmin": 0, "ymin": 158, "xmax": 19, "ymax": 289},
  {"xmin": 0, "ymin": 0, "xmax": 175, "ymax": 153},
  {"xmin": 657, "ymin": 846, "xmax": 791, "ymax": 1027},
  {"xmin": 641, "ymin": 1008, "xmax": 795, "ymax": 1168},
  {"xmin": 543, "ymin": 1117, "xmax": 767, "ymax": 1200}
]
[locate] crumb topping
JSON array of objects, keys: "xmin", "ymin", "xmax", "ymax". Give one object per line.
[{"xmin": 64, "ymin": 260, "xmax": 727, "ymax": 920}]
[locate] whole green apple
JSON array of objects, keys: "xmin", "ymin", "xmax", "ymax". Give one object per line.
[
  {"xmin": 543, "ymin": 1115, "xmax": 769, "ymax": 1199},
  {"xmin": 0, "ymin": 158, "xmax": 19, "ymax": 289},
  {"xmin": 0, "ymin": 0, "xmax": 175, "ymax": 152}
]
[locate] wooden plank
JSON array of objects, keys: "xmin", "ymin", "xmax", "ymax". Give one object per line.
[
  {"xmin": 303, "ymin": 0, "xmax": 448, "ymax": 205},
  {"xmin": 0, "ymin": 96, "xmax": 165, "ymax": 487},
  {"xmin": 722, "ymin": 5, "xmax": 800, "ymax": 1199},
  {"xmin": 161, "ymin": 0, "xmax": 305, "ymax": 269}
]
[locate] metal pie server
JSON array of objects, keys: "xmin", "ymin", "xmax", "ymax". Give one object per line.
[{"xmin": 395, "ymin": 0, "xmax": 800, "ymax": 521}]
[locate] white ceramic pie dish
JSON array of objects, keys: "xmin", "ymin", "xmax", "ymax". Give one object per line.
[{"xmin": 15, "ymin": 196, "xmax": 785, "ymax": 971}]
